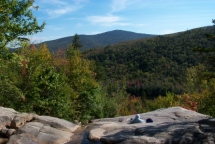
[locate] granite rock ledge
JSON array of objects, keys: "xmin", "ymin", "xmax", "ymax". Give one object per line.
[
  {"xmin": 88, "ymin": 107, "xmax": 214, "ymax": 144},
  {"xmin": 0, "ymin": 107, "xmax": 80, "ymax": 144}
]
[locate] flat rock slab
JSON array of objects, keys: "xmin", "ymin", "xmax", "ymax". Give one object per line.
[
  {"xmin": 35, "ymin": 116, "xmax": 79, "ymax": 133},
  {"xmin": 0, "ymin": 107, "xmax": 80, "ymax": 144},
  {"xmin": 89, "ymin": 107, "xmax": 212, "ymax": 144},
  {"xmin": 7, "ymin": 133, "xmax": 40, "ymax": 144},
  {"xmin": 8, "ymin": 122, "xmax": 74, "ymax": 144}
]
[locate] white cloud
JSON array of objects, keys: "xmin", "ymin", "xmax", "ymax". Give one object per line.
[
  {"xmin": 85, "ymin": 1, "xmax": 146, "ymax": 27},
  {"xmin": 39, "ymin": 0, "xmax": 88, "ymax": 18},
  {"xmin": 87, "ymin": 15, "xmax": 146, "ymax": 27},
  {"xmin": 88, "ymin": 15, "xmax": 120, "ymax": 24},
  {"xmin": 111, "ymin": 0, "xmax": 141, "ymax": 13},
  {"xmin": 46, "ymin": 7, "xmax": 73, "ymax": 18},
  {"xmin": 87, "ymin": 15, "xmax": 131, "ymax": 26}
]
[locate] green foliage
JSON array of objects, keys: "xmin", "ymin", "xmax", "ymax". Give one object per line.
[
  {"xmin": 0, "ymin": 80, "xmax": 24, "ymax": 109},
  {"xmin": 143, "ymin": 92, "xmax": 180, "ymax": 111},
  {"xmin": 183, "ymin": 20, "xmax": 215, "ymax": 117},
  {"xmin": 102, "ymin": 95, "xmax": 118, "ymax": 118},
  {"xmin": 193, "ymin": 20, "xmax": 215, "ymax": 78},
  {"xmin": 0, "ymin": 52, "xmax": 24, "ymax": 110},
  {"xmin": 99, "ymin": 79, "xmax": 143, "ymax": 116},
  {"xmin": 76, "ymin": 88, "xmax": 102, "ymax": 120},
  {"xmin": 65, "ymin": 44, "xmax": 107, "ymax": 121},
  {"xmin": 72, "ymin": 34, "xmax": 82, "ymax": 50},
  {"xmin": 198, "ymin": 89, "xmax": 215, "ymax": 117},
  {"xmin": 182, "ymin": 21, "xmax": 215, "ymax": 116},
  {"xmin": 0, "ymin": 41, "xmax": 120, "ymax": 121},
  {"xmin": 0, "ymin": 44, "xmax": 73, "ymax": 120},
  {"xmin": 0, "ymin": 0, "xmax": 45, "ymax": 49},
  {"xmin": 118, "ymin": 95, "xmax": 144, "ymax": 116},
  {"xmin": 85, "ymin": 26, "xmax": 215, "ymax": 98},
  {"xmin": 183, "ymin": 65, "xmax": 215, "ymax": 116},
  {"xmin": 184, "ymin": 64, "xmax": 208, "ymax": 93}
]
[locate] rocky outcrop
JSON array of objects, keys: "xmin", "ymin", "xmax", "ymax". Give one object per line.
[
  {"xmin": 88, "ymin": 107, "xmax": 213, "ymax": 144},
  {"xmin": 1, "ymin": 106, "xmax": 215, "ymax": 144},
  {"xmin": 0, "ymin": 107, "xmax": 79, "ymax": 144}
]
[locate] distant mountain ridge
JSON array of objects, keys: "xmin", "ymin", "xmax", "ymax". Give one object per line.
[{"xmin": 40, "ymin": 30, "xmax": 156, "ymax": 52}]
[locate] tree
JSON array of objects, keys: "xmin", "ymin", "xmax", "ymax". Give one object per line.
[
  {"xmin": 65, "ymin": 43, "xmax": 107, "ymax": 120},
  {"xmin": 187, "ymin": 19, "xmax": 215, "ymax": 116},
  {"xmin": 0, "ymin": 43, "xmax": 74, "ymax": 120},
  {"xmin": 193, "ymin": 20, "xmax": 215, "ymax": 78},
  {"xmin": 72, "ymin": 34, "xmax": 82, "ymax": 50},
  {"xmin": 0, "ymin": 0, "xmax": 45, "ymax": 49}
]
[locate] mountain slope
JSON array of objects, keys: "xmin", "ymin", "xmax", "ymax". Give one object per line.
[
  {"xmin": 84, "ymin": 26, "xmax": 215, "ymax": 98},
  {"xmin": 40, "ymin": 30, "xmax": 156, "ymax": 52}
]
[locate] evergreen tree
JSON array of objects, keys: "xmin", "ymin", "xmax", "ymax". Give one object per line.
[
  {"xmin": 72, "ymin": 34, "xmax": 82, "ymax": 50},
  {"xmin": 193, "ymin": 20, "xmax": 215, "ymax": 78}
]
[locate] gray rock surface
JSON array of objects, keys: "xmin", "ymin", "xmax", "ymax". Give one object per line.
[
  {"xmin": 35, "ymin": 116, "xmax": 79, "ymax": 133},
  {"xmin": 88, "ymin": 128, "xmax": 106, "ymax": 141},
  {"xmin": 0, "ymin": 107, "xmax": 80, "ymax": 144},
  {"xmin": 1, "ymin": 106, "xmax": 215, "ymax": 144},
  {"xmin": 88, "ymin": 107, "xmax": 213, "ymax": 144}
]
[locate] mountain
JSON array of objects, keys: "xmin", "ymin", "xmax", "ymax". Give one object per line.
[
  {"xmin": 40, "ymin": 30, "xmax": 156, "ymax": 52},
  {"xmin": 84, "ymin": 26, "xmax": 215, "ymax": 98}
]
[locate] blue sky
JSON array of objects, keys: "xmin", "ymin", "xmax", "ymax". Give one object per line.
[{"xmin": 31, "ymin": 0, "xmax": 215, "ymax": 42}]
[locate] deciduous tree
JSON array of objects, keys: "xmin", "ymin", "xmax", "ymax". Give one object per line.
[{"xmin": 0, "ymin": 0, "xmax": 45, "ymax": 49}]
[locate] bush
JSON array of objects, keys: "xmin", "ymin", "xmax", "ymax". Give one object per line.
[{"xmin": 143, "ymin": 92, "xmax": 181, "ymax": 112}]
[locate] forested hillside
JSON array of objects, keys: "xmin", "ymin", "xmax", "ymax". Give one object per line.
[
  {"xmin": 39, "ymin": 30, "xmax": 156, "ymax": 52},
  {"xmin": 2, "ymin": 0, "xmax": 215, "ymax": 124},
  {"xmin": 84, "ymin": 26, "xmax": 215, "ymax": 98}
]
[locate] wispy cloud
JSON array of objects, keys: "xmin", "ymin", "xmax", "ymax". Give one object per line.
[
  {"xmin": 46, "ymin": 7, "xmax": 73, "ymax": 18},
  {"xmin": 39, "ymin": 0, "xmax": 88, "ymax": 18},
  {"xmin": 111, "ymin": 0, "xmax": 141, "ymax": 13},
  {"xmin": 87, "ymin": 15, "xmax": 130, "ymax": 26},
  {"xmin": 85, "ymin": 0, "xmax": 145, "ymax": 27},
  {"xmin": 88, "ymin": 15, "xmax": 120, "ymax": 24},
  {"xmin": 46, "ymin": 25, "xmax": 64, "ymax": 31},
  {"xmin": 87, "ymin": 14, "xmax": 146, "ymax": 27}
]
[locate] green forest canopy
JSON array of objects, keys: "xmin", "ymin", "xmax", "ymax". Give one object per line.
[{"xmin": 84, "ymin": 26, "xmax": 215, "ymax": 98}]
